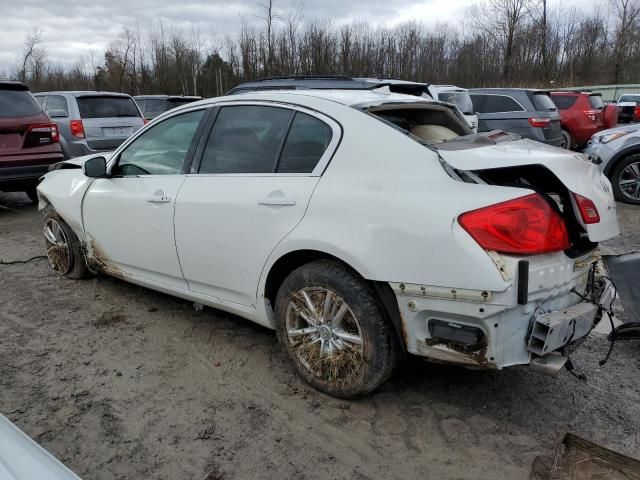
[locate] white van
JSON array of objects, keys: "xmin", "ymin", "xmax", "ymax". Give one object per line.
[{"xmin": 427, "ymin": 85, "xmax": 478, "ymax": 132}]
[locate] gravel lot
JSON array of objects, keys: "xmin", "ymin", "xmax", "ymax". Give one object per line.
[{"xmin": 1, "ymin": 192, "xmax": 639, "ymax": 480}]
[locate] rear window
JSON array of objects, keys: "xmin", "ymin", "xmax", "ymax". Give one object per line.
[
  {"xmin": 619, "ymin": 95, "xmax": 640, "ymax": 103},
  {"xmin": 530, "ymin": 93, "xmax": 557, "ymax": 112},
  {"xmin": 77, "ymin": 96, "xmax": 140, "ymax": 119},
  {"xmin": 0, "ymin": 90, "xmax": 42, "ymax": 118},
  {"xmin": 479, "ymin": 95, "xmax": 524, "ymax": 113},
  {"xmin": 551, "ymin": 95, "xmax": 577, "ymax": 110},
  {"xmin": 438, "ymin": 91, "xmax": 474, "ymax": 115},
  {"xmin": 588, "ymin": 95, "xmax": 604, "ymax": 109}
]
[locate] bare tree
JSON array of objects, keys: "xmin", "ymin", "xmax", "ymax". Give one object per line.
[
  {"xmin": 19, "ymin": 28, "xmax": 45, "ymax": 83},
  {"xmin": 611, "ymin": 0, "xmax": 640, "ymax": 83}
]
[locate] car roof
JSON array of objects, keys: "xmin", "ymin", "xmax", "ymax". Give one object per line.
[
  {"xmin": 0, "ymin": 81, "xmax": 30, "ymax": 91},
  {"xmin": 34, "ymin": 91, "xmax": 133, "ymax": 98},
  {"xmin": 469, "ymin": 88, "xmax": 550, "ymax": 94}
]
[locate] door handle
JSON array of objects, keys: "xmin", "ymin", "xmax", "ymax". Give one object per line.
[
  {"xmin": 258, "ymin": 197, "xmax": 296, "ymax": 206},
  {"xmin": 146, "ymin": 195, "xmax": 172, "ymax": 203}
]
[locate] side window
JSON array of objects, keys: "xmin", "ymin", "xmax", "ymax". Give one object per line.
[
  {"xmin": 35, "ymin": 96, "xmax": 46, "ymax": 107},
  {"xmin": 136, "ymin": 99, "xmax": 146, "ymax": 112},
  {"xmin": 277, "ymin": 112, "xmax": 333, "ymax": 173},
  {"xmin": 45, "ymin": 95, "xmax": 69, "ymax": 117},
  {"xmin": 115, "ymin": 109, "xmax": 205, "ymax": 176},
  {"xmin": 199, "ymin": 106, "xmax": 293, "ymax": 174},
  {"xmin": 482, "ymin": 95, "xmax": 524, "ymax": 113},
  {"xmin": 470, "ymin": 94, "xmax": 484, "ymax": 113}
]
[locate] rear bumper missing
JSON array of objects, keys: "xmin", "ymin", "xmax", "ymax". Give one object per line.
[{"xmin": 390, "ymin": 261, "xmax": 614, "ymax": 375}]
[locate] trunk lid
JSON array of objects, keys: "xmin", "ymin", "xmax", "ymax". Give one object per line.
[{"xmin": 437, "ymin": 138, "xmax": 620, "ymax": 242}]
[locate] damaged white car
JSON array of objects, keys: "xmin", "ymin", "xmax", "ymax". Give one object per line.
[{"xmin": 37, "ymin": 89, "xmax": 619, "ymax": 398}]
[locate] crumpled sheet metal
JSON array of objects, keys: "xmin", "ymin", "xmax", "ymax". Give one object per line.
[{"xmin": 602, "ymin": 251, "xmax": 640, "ymax": 323}]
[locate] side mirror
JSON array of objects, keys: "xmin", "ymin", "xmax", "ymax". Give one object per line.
[
  {"xmin": 84, "ymin": 156, "xmax": 108, "ymax": 178},
  {"xmin": 46, "ymin": 109, "xmax": 67, "ymax": 118}
]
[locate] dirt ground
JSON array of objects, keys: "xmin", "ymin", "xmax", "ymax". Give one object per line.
[{"xmin": 1, "ymin": 192, "xmax": 639, "ymax": 480}]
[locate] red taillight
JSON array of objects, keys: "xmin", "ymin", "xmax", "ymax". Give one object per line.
[
  {"xmin": 25, "ymin": 123, "xmax": 59, "ymax": 146},
  {"xmin": 143, "ymin": 118, "xmax": 149, "ymax": 125},
  {"xmin": 70, "ymin": 119, "xmax": 85, "ymax": 138},
  {"xmin": 573, "ymin": 193, "xmax": 600, "ymax": 224},
  {"xmin": 634, "ymin": 105, "xmax": 640, "ymax": 119},
  {"xmin": 583, "ymin": 109, "xmax": 598, "ymax": 122},
  {"xmin": 528, "ymin": 117, "xmax": 551, "ymax": 128},
  {"xmin": 458, "ymin": 194, "xmax": 570, "ymax": 255}
]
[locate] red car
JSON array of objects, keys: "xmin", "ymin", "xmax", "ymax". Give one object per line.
[
  {"xmin": 550, "ymin": 91, "xmax": 617, "ymax": 150},
  {"xmin": 0, "ymin": 81, "xmax": 63, "ymax": 202}
]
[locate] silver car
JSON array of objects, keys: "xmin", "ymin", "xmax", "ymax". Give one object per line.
[
  {"xmin": 34, "ymin": 91, "xmax": 145, "ymax": 159},
  {"xmin": 584, "ymin": 124, "xmax": 640, "ymax": 204}
]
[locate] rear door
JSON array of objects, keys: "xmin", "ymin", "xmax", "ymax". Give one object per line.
[
  {"xmin": 174, "ymin": 103, "xmax": 340, "ymax": 307},
  {"xmin": 82, "ymin": 108, "xmax": 208, "ymax": 288},
  {"xmin": 76, "ymin": 95, "xmax": 144, "ymax": 151}
]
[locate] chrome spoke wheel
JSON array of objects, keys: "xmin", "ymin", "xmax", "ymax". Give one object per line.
[
  {"xmin": 619, "ymin": 161, "xmax": 640, "ymax": 201},
  {"xmin": 286, "ymin": 287, "xmax": 364, "ymax": 382},
  {"xmin": 43, "ymin": 217, "xmax": 72, "ymax": 274}
]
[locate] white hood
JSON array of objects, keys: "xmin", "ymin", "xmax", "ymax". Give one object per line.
[{"xmin": 438, "ymin": 138, "xmax": 620, "ymax": 242}]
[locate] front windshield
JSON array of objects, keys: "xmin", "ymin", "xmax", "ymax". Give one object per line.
[{"xmin": 438, "ymin": 91, "xmax": 474, "ymax": 115}]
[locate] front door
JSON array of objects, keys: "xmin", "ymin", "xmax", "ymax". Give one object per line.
[
  {"xmin": 82, "ymin": 108, "xmax": 207, "ymax": 288},
  {"xmin": 175, "ymin": 104, "xmax": 338, "ymax": 307}
]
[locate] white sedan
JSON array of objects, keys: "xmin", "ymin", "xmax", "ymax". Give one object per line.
[{"xmin": 38, "ymin": 89, "xmax": 619, "ymax": 398}]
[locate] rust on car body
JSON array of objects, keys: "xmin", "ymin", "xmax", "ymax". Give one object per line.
[
  {"xmin": 417, "ymin": 337, "xmax": 496, "ymax": 369},
  {"xmin": 86, "ymin": 240, "xmax": 127, "ymax": 279}
]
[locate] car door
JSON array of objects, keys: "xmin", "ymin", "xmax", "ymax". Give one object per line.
[
  {"xmin": 478, "ymin": 94, "xmax": 531, "ymax": 136},
  {"xmin": 82, "ymin": 108, "xmax": 208, "ymax": 289},
  {"xmin": 174, "ymin": 103, "xmax": 340, "ymax": 307}
]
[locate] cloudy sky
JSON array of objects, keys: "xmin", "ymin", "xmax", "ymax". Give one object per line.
[{"xmin": 0, "ymin": 0, "xmax": 596, "ymax": 75}]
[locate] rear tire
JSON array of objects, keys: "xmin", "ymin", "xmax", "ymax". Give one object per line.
[
  {"xmin": 43, "ymin": 211, "xmax": 88, "ymax": 279},
  {"xmin": 610, "ymin": 154, "xmax": 640, "ymax": 205},
  {"xmin": 560, "ymin": 129, "xmax": 573, "ymax": 150},
  {"xmin": 274, "ymin": 260, "xmax": 398, "ymax": 398}
]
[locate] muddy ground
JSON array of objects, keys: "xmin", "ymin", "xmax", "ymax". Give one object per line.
[{"xmin": 1, "ymin": 192, "xmax": 639, "ymax": 480}]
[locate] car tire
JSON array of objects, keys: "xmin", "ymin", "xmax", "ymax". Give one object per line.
[
  {"xmin": 274, "ymin": 259, "xmax": 398, "ymax": 398},
  {"xmin": 25, "ymin": 187, "xmax": 38, "ymax": 204},
  {"xmin": 610, "ymin": 154, "xmax": 640, "ymax": 205},
  {"xmin": 43, "ymin": 210, "xmax": 89, "ymax": 279},
  {"xmin": 560, "ymin": 129, "xmax": 573, "ymax": 150}
]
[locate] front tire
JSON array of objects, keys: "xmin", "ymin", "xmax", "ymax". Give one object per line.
[
  {"xmin": 610, "ymin": 154, "xmax": 640, "ymax": 204},
  {"xmin": 274, "ymin": 260, "xmax": 398, "ymax": 398},
  {"xmin": 43, "ymin": 211, "xmax": 88, "ymax": 279}
]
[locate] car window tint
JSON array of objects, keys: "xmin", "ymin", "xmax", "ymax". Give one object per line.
[
  {"xmin": 469, "ymin": 94, "xmax": 484, "ymax": 113},
  {"xmin": 530, "ymin": 93, "xmax": 557, "ymax": 111},
  {"xmin": 145, "ymin": 99, "xmax": 168, "ymax": 114},
  {"xmin": 588, "ymin": 95, "xmax": 604, "ymax": 109},
  {"xmin": 551, "ymin": 95, "xmax": 577, "ymax": 110},
  {"xmin": 115, "ymin": 109, "xmax": 204, "ymax": 176},
  {"xmin": 77, "ymin": 96, "xmax": 140, "ymax": 118},
  {"xmin": 199, "ymin": 106, "xmax": 293, "ymax": 174},
  {"xmin": 277, "ymin": 112, "xmax": 332, "ymax": 173},
  {"xmin": 0, "ymin": 90, "xmax": 42, "ymax": 118},
  {"xmin": 46, "ymin": 95, "xmax": 69, "ymax": 116},
  {"xmin": 482, "ymin": 95, "xmax": 524, "ymax": 113},
  {"xmin": 35, "ymin": 96, "xmax": 46, "ymax": 107},
  {"xmin": 619, "ymin": 95, "xmax": 640, "ymax": 103}
]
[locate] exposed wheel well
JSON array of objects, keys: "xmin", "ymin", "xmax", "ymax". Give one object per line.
[
  {"xmin": 605, "ymin": 148, "xmax": 640, "ymax": 177},
  {"xmin": 264, "ymin": 250, "xmax": 407, "ymax": 351}
]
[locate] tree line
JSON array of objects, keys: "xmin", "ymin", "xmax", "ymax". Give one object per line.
[{"xmin": 12, "ymin": 0, "xmax": 640, "ymax": 97}]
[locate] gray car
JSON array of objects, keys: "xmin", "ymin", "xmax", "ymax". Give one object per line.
[
  {"xmin": 134, "ymin": 95, "xmax": 202, "ymax": 121},
  {"xmin": 34, "ymin": 91, "xmax": 144, "ymax": 159},
  {"xmin": 584, "ymin": 124, "xmax": 640, "ymax": 204},
  {"xmin": 469, "ymin": 88, "xmax": 563, "ymax": 147}
]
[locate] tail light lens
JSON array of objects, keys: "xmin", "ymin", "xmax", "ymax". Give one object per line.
[
  {"xmin": 70, "ymin": 119, "xmax": 85, "ymax": 138},
  {"xmin": 583, "ymin": 109, "xmax": 598, "ymax": 122},
  {"xmin": 24, "ymin": 123, "xmax": 59, "ymax": 147},
  {"xmin": 528, "ymin": 117, "xmax": 551, "ymax": 128},
  {"xmin": 634, "ymin": 105, "xmax": 640, "ymax": 119},
  {"xmin": 458, "ymin": 194, "xmax": 570, "ymax": 255},
  {"xmin": 573, "ymin": 193, "xmax": 600, "ymax": 224}
]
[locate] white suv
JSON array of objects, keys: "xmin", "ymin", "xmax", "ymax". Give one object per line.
[{"xmin": 38, "ymin": 89, "xmax": 618, "ymax": 398}]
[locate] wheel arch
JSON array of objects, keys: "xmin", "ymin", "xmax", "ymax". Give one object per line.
[
  {"xmin": 603, "ymin": 144, "xmax": 640, "ymax": 177},
  {"xmin": 261, "ymin": 249, "xmax": 407, "ymax": 352}
]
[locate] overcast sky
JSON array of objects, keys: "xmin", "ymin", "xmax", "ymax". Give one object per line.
[{"xmin": 0, "ymin": 0, "xmax": 597, "ymax": 75}]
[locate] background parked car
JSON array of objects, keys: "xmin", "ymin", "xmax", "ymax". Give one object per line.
[
  {"xmin": 616, "ymin": 93, "xmax": 640, "ymax": 123},
  {"xmin": 426, "ymin": 84, "xmax": 478, "ymax": 131},
  {"xmin": 34, "ymin": 91, "xmax": 144, "ymax": 159},
  {"xmin": 469, "ymin": 88, "xmax": 562, "ymax": 147},
  {"xmin": 134, "ymin": 95, "xmax": 202, "ymax": 121},
  {"xmin": 550, "ymin": 91, "xmax": 617, "ymax": 149},
  {"xmin": 0, "ymin": 81, "xmax": 62, "ymax": 202},
  {"xmin": 584, "ymin": 123, "xmax": 640, "ymax": 204}
]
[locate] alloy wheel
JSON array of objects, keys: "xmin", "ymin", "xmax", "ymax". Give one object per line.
[
  {"xmin": 618, "ymin": 160, "xmax": 640, "ymax": 201},
  {"xmin": 43, "ymin": 217, "xmax": 72, "ymax": 274}
]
